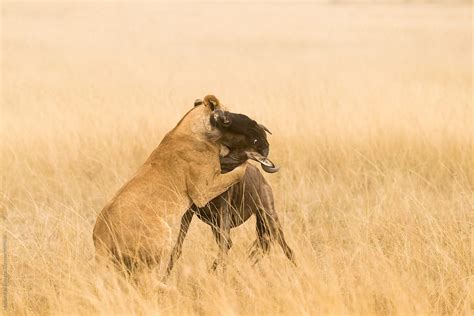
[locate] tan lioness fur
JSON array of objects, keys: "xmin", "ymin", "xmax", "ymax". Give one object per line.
[{"xmin": 93, "ymin": 95, "xmax": 246, "ymax": 270}]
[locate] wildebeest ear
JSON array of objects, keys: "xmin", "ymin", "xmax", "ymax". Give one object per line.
[
  {"xmin": 203, "ymin": 95, "xmax": 220, "ymax": 111},
  {"xmin": 194, "ymin": 99, "xmax": 203, "ymax": 107}
]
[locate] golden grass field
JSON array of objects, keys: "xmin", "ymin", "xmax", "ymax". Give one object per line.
[{"xmin": 1, "ymin": 2, "xmax": 472, "ymax": 315}]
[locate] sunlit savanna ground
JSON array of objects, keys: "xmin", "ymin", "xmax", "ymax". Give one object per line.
[{"xmin": 1, "ymin": 2, "xmax": 472, "ymax": 315}]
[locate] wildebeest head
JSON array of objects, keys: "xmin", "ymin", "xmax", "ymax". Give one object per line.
[
  {"xmin": 193, "ymin": 96, "xmax": 278, "ymax": 173},
  {"xmin": 209, "ymin": 109, "xmax": 279, "ymax": 173}
]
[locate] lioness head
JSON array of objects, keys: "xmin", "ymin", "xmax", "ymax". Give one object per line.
[{"xmin": 194, "ymin": 95, "xmax": 220, "ymax": 111}]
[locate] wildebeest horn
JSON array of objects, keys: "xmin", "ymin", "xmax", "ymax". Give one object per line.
[
  {"xmin": 258, "ymin": 124, "xmax": 272, "ymax": 135},
  {"xmin": 262, "ymin": 164, "xmax": 280, "ymax": 173}
]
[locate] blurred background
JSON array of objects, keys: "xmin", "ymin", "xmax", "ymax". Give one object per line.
[{"xmin": 1, "ymin": 1, "xmax": 472, "ymax": 314}]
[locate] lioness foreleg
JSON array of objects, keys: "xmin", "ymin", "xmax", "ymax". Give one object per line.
[{"xmin": 189, "ymin": 163, "xmax": 247, "ymax": 208}]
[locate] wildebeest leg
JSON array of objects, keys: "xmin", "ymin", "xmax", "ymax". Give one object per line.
[
  {"xmin": 257, "ymin": 182, "xmax": 296, "ymax": 265},
  {"xmin": 262, "ymin": 210, "xmax": 296, "ymax": 265},
  {"xmin": 249, "ymin": 212, "xmax": 271, "ymax": 264},
  {"xmin": 210, "ymin": 206, "xmax": 232, "ymax": 271},
  {"xmin": 249, "ymin": 205, "xmax": 296, "ymax": 265},
  {"xmin": 274, "ymin": 227, "xmax": 296, "ymax": 265},
  {"xmin": 163, "ymin": 209, "xmax": 194, "ymax": 281}
]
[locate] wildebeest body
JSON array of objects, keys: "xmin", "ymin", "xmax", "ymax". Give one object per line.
[{"xmin": 165, "ymin": 164, "xmax": 295, "ymax": 277}]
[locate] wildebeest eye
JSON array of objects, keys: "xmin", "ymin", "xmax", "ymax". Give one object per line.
[{"xmin": 253, "ymin": 139, "xmax": 258, "ymax": 144}]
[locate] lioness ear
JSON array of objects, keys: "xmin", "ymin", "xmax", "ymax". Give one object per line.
[
  {"xmin": 203, "ymin": 95, "xmax": 220, "ymax": 111},
  {"xmin": 194, "ymin": 99, "xmax": 203, "ymax": 107}
]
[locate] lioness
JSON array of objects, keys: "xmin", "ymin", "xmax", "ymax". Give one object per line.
[{"xmin": 93, "ymin": 95, "xmax": 274, "ymax": 272}]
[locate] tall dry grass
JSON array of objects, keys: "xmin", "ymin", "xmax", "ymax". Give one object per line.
[{"xmin": 1, "ymin": 2, "xmax": 472, "ymax": 315}]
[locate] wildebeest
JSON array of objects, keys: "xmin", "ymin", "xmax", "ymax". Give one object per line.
[{"xmin": 165, "ymin": 105, "xmax": 294, "ymax": 279}]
